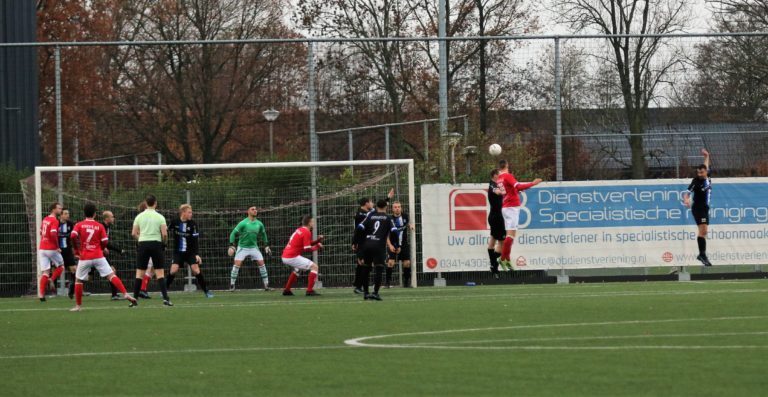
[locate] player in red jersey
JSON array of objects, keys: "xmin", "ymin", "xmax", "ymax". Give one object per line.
[
  {"xmin": 496, "ymin": 160, "xmax": 542, "ymax": 270},
  {"xmin": 69, "ymin": 203, "xmax": 136, "ymax": 312},
  {"xmin": 38, "ymin": 202, "xmax": 64, "ymax": 302},
  {"xmin": 281, "ymin": 215, "xmax": 324, "ymax": 297}
]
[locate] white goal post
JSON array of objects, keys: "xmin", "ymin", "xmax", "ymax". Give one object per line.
[{"xmin": 33, "ymin": 159, "xmax": 418, "ymax": 290}]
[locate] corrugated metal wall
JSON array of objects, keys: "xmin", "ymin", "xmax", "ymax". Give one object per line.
[{"xmin": 0, "ymin": 0, "xmax": 39, "ymax": 171}]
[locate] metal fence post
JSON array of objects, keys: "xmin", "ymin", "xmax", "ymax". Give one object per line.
[
  {"xmin": 423, "ymin": 121, "xmax": 429, "ymax": 163},
  {"xmin": 384, "ymin": 126, "xmax": 390, "ymax": 160},
  {"xmin": 463, "ymin": 116, "xmax": 469, "ymax": 145},
  {"xmin": 308, "ymin": 42, "xmax": 319, "ymax": 268},
  {"xmin": 157, "ymin": 152, "xmax": 162, "ymax": 183},
  {"xmin": 348, "ymin": 129, "xmax": 354, "ymax": 175},
  {"xmin": 73, "ymin": 135, "xmax": 79, "ymax": 184},
  {"xmin": 134, "ymin": 155, "xmax": 139, "ymax": 187},
  {"xmin": 438, "ymin": 0, "xmax": 448, "ymax": 174},
  {"xmin": 113, "ymin": 158, "xmax": 118, "ymax": 191},
  {"xmin": 92, "ymin": 161, "xmax": 96, "ymax": 187},
  {"xmin": 554, "ymin": 37, "xmax": 564, "ymax": 182}
]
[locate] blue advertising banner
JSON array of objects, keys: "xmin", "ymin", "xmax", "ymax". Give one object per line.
[{"xmin": 421, "ymin": 179, "xmax": 768, "ymax": 272}]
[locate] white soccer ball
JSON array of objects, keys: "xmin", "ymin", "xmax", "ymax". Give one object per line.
[{"xmin": 489, "ymin": 144, "xmax": 502, "ymax": 156}]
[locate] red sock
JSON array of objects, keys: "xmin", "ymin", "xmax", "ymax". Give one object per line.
[
  {"xmin": 51, "ymin": 266, "xmax": 64, "ymax": 281},
  {"xmin": 307, "ymin": 271, "xmax": 318, "ymax": 292},
  {"xmin": 110, "ymin": 276, "xmax": 128, "ymax": 295},
  {"xmin": 141, "ymin": 274, "xmax": 150, "ymax": 291},
  {"xmin": 501, "ymin": 236, "xmax": 514, "ymax": 260},
  {"xmin": 39, "ymin": 274, "xmax": 50, "ymax": 297},
  {"xmin": 75, "ymin": 283, "xmax": 83, "ymax": 306},
  {"xmin": 284, "ymin": 272, "xmax": 297, "ymax": 291}
]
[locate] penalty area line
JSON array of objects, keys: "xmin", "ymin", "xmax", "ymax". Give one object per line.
[{"xmin": 0, "ymin": 345, "xmax": 351, "ymax": 360}]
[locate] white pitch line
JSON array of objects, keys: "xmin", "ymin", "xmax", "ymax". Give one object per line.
[
  {"xmin": 0, "ymin": 345, "xmax": 351, "ymax": 360},
  {"xmin": 2, "ymin": 288, "xmax": 767, "ymax": 313},
  {"xmin": 344, "ymin": 316, "xmax": 768, "ymax": 350},
  {"xmin": 401, "ymin": 331, "xmax": 768, "ymax": 346}
]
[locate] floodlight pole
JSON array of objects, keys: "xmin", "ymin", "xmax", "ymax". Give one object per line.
[
  {"xmin": 554, "ymin": 37, "xmax": 564, "ymax": 181},
  {"xmin": 438, "ymin": 0, "xmax": 449, "ymax": 172},
  {"xmin": 54, "ymin": 46, "xmax": 63, "ymax": 205}
]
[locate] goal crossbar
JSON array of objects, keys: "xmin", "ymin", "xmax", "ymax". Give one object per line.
[{"xmin": 33, "ymin": 159, "xmax": 418, "ymax": 288}]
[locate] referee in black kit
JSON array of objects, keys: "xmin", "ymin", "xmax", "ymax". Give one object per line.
[{"xmin": 131, "ymin": 194, "xmax": 172, "ymax": 307}]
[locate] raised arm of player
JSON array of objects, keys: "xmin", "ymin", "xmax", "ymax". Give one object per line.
[
  {"xmin": 702, "ymin": 148, "xmax": 710, "ymax": 170},
  {"xmin": 515, "ymin": 178, "xmax": 543, "ymax": 191}
]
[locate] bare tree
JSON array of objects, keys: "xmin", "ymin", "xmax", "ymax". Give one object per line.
[
  {"xmin": 554, "ymin": 0, "xmax": 691, "ymax": 178},
  {"xmin": 680, "ymin": 0, "xmax": 768, "ymax": 121},
  {"xmin": 410, "ymin": 0, "xmax": 536, "ymax": 133},
  {"xmin": 103, "ymin": 0, "xmax": 302, "ymax": 165}
]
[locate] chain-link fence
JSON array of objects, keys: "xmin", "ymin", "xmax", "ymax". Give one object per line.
[{"xmin": 3, "ymin": 31, "xmax": 768, "ymax": 295}]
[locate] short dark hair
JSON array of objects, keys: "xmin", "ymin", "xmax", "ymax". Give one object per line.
[
  {"xmin": 358, "ymin": 197, "xmax": 371, "ymax": 207},
  {"xmin": 696, "ymin": 164, "xmax": 708, "ymax": 171},
  {"xmin": 490, "ymin": 169, "xmax": 499, "ymax": 178},
  {"xmin": 145, "ymin": 194, "xmax": 157, "ymax": 207},
  {"xmin": 376, "ymin": 199, "xmax": 388, "ymax": 209},
  {"xmin": 62, "ymin": 207, "xmax": 69, "ymax": 213},
  {"xmin": 49, "ymin": 202, "xmax": 61, "ymax": 212},
  {"xmin": 83, "ymin": 202, "xmax": 97, "ymax": 218},
  {"xmin": 301, "ymin": 215, "xmax": 313, "ymax": 226},
  {"xmin": 498, "ymin": 160, "xmax": 508, "ymax": 170}
]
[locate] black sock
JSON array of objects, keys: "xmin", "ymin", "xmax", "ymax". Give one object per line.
[
  {"xmin": 403, "ymin": 266, "xmax": 411, "ymax": 286},
  {"xmin": 354, "ymin": 265, "xmax": 363, "ymax": 289},
  {"xmin": 166, "ymin": 274, "xmax": 175, "ymax": 287},
  {"xmin": 68, "ymin": 273, "xmax": 76, "ymax": 296},
  {"xmin": 195, "ymin": 273, "xmax": 208, "ymax": 293},
  {"xmin": 158, "ymin": 277, "xmax": 169, "ymax": 300},
  {"xmin": 360, "ymin": 265, "xmax": 371, "ymax": 294},
  {"xmin": 134, "ymin": 278, "xmax": 142, "ymax": 299},
  {"xmin": 488, "ymin": 249, "xmax": 500, "ymax": 274},
  {"xmin": 697, "ymin": 237, "xmax": 706, "ymax": 256},
  {"xmin": 110, "ymin": 282, "xmax": 118, "ymax": 297},
  {"xmin": 385, "ymin": 267, "xmax": 393, "ymax": 285},
  {"xmin": 373, "ymin": 265, "xmax": 383, "ymax": 294}
]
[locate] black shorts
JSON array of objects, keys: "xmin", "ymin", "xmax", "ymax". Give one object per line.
[
  {"xmin": 692, "ymin": 206, "xmax": 710, "ymax": 225},
  {"xmin": 173, "ymin": 251, "xmax": 199, "ymax": 266},
  {"xmin": 388, "ymin": 245, "xmax": 411, "ymax": 262},
  {"xmin": 488, "ymin": 212, "xmax": 505, "ymax": 241},
  {"xmin": 62, "ymin": 249, "xmax": 77, "ymax": 267},
  {"xmin": 360, "ymin": 244, "xmax": 387, "ymax": 266},
  {"xmin": 137, "ymin": 241, "xmax": 165, "ymax": 270}
]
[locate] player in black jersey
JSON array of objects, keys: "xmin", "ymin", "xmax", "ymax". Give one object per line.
[
  {"xmin": 386, "ymin": 201, "xmax": 413, "ymax": 287},
  {"xmin": 683, "ymin": 149, "xmax": 713, "ymax": 266},
  {"xmin": 352, "ymin": 188, "xmax": 394, "ymax": 294},
  {"xmin": 487, "ymin": 169, "xmax": 506, "ymax": 277},
  {"xmin": 59, "ymin": 208, "xmax": 78, "ymax": 298},
  {"xmin": 166, "ymin": 204, "xmax": 212, "ymax": 297},
  {"xmin": 101, "ymin": 211, "xmax": 126, "ymax": 300},
  {"xmin": 354, "ymin": 199, "xmax": 399, "ymax": 301}
]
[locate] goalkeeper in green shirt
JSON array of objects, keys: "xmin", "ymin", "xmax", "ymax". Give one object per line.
[{"xmin": 228, "ymin": 206, "xmax": 271, "ymax": 291}]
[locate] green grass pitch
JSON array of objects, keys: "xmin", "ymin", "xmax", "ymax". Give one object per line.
[{"xmin": 2, "ymin": 280, "xmax": 767, "ymax": 396}]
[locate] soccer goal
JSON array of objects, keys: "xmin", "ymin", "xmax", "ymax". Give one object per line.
[{"xmin": 23, "ymin": 160, "xmax": 417, "ymax": 294}]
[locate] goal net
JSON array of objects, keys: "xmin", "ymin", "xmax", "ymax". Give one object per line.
[{"xmin": 21, "ymin": 160, "xmax": 416, "ymax": 296}]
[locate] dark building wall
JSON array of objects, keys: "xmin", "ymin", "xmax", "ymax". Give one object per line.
[{"xmin": 0, "ymin": 0, "xmax": 39, "ymax": 171}]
